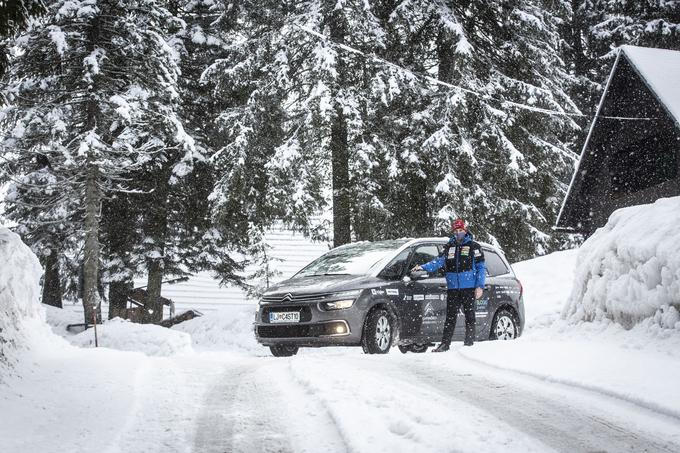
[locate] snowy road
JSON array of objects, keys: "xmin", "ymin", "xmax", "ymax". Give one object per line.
[{"xmin": 189, "ymin": 349, "xmax": 680, "ymax": 453}]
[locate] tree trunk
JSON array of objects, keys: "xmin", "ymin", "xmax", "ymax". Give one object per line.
[
  {"xmin": 329, "ymin": 6, "xmax": 351, "ymax": 248},
  {"xmin": 82, "ymin": 162, "xmax": 101, "ymax": 324},
  {"xmin": 81, "ymin": 11, "xmax": 102, "ymax": 325},
  {"xmin": 570, "ymin": 0, "xmax": 587, "ymax": 77},
  {"xmin": 41, "ymin": 246, "xmax": 62, "ymax": 308},
  {"xmin": 103, "ymin": 194, "xmax": 136, "ymax": 320},
  {"xmin": 144, "ymin": 259, "xmax": 165, "ymax": 323},
  {"xmin": 142, "ymin": 177, "xmax": 169, "ymax": 324},
  {"xmin": 108, "ymin": 280, "xmax": 130, "ymax": 320}
]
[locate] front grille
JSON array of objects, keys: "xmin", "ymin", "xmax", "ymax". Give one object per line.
[
  {"xmin": 261, "ymin": 305, "xmax": 312, "ymax": 323},
  {"xmin": 258, "ymin": 324, "xmax": 313, "ymax": 338},
  {"xmin": 261, "ymin": 292, "xmax": 331, "ymax": 304},
  {"xmin": 257, "ymin": 321, "xmax": 349, "ymax": 338}
]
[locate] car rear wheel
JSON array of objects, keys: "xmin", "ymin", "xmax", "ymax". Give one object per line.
[
  {"xmin": 398, "ymin": 344, "xmax": 429, "ymax": 354},
  {"xmin": 490, "ymin": 309, "xmax": 518, "ymax": 340},
  {"xmin": 362, "ymin": 309, "xmax": 393, "ymax": 354},
  {"xmin": 269, "ymin": 344, "xmax": 299, "ymax": 357}
]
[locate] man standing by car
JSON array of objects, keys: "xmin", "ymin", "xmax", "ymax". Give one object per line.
[{"xmin": 412, "ymin": 219, "xmax": 486, "ymax": 351}]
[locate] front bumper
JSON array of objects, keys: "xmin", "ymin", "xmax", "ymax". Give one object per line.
[{"xmin": 254, "ymin": 302, "xmax": 365, "ymax": 347}]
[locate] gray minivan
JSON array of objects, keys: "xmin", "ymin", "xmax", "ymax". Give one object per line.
[{"xmin": 254, "ymin": 238, "xmax": 524, "ymax": 356}]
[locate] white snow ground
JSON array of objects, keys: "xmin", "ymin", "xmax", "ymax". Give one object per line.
[{"xmin": 4, "ymin": 199, "xmax": 680, "ymax": 452}]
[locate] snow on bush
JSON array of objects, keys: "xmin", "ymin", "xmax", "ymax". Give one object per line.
[
  {"xmin": 564, "ymin": 197, "xmax": 680, "ymax": 330},
  {"xmin": 172, "ymin": 305, "xmax": 259, "ymax": 353},
  {"xmin": 70, "ymin": 318, "xmax": 193, "ymax": 357},
  {"xmin": 0, "ymin": 228, "xmax": 53, "ymax": 370}
]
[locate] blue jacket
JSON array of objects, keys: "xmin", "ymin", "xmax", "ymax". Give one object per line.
[{"xmin": 421, "ymin": 233, "xmax": 486, "ymax": 290}]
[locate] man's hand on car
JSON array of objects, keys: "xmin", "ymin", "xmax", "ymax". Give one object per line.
[
  {"xmin": 474, "ymin": 287, "xmax": 483, "ymax": 299},
  {"xmin": 411, "ymin": 265, "xmax": 422, "ymax": 273}
]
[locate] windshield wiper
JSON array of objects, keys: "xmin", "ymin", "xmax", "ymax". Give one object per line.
[{"xmin": 310, "ymin": 272, "xmax": 351, "ymax": 276}]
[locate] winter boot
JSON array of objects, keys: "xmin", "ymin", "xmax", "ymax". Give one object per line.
[{"xmin": 432, "ymin": 343, "xmax": 450, "ymax": 352}]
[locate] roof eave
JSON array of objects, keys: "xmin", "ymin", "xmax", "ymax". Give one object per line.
[{"xmin": 555, "ymin": 49, "xmax": 623, "ymax": 229}]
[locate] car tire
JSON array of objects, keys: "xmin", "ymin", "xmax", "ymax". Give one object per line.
[
  {"xmin": 398, "ymin": 344, "xmax": 428, "ymax": 354},
  {"xmin": 269, "ymin": 344, "xmax": 299, "ymax": 357},
  {"xmin": 362, "ymin": 309, "xmax": 393, "ymax": 354},
  {"xmin": 490, "ymin": 308, "xmax": 519, "ymax": 341}
]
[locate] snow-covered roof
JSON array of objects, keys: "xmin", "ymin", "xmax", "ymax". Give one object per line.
[{"xmin": 621, "ymin": 45, "xmax": 680, "ymax": 126}]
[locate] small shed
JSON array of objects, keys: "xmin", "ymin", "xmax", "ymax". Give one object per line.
[{"xmin": 556, "ymin": 45, "xmax": 680, "ymax": 235}]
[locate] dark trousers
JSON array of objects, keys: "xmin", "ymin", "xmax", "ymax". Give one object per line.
[{"xmin": 442, "ymin": 288, "xmax": 476, "ymax": 346}]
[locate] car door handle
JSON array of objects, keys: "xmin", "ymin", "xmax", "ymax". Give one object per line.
[{"xmin": 438, "ymin": 285, "xmax": 447, "ymax": 289}]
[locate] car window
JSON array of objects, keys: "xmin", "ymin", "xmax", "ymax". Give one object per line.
[
  {"xmin": 484, "ymin": 250, "xmax": 510, "ymax": 277},
  {"xmin": 296, "ymin": 239, "xmax": 409, "ymax": 277},
  {"xmin": 409, "ymin": 245, "xmax": 443, "ymax": 277},
  {"xmin": 379, "ymin": 249, "xmax": 411, "ymax": 280}
]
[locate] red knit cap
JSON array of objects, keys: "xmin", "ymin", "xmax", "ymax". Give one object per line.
[{"xmin": 452, "ymin": 218, "xmax": 466, "ymax": 231}]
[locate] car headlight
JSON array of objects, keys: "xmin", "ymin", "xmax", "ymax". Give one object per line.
[
  {"xmin": 322, "ymin": 299, "xmax": 355, "ymax": 310},
  {"xmin": 320, "ymin": 290, "xmax": 362, "ymax": 310},
  {"xmin": 331, "ymin": 289, "xmax": 362, "ymax": 299}
]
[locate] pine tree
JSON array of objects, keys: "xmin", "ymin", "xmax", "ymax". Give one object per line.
[
  {"xmin": 199, "ymin": 0, "xmax": 324, "ymax": 243},
  {"xmin": 197, "ymin": 0, "xmax": 580, "ymax": 260},
  {"xmin": 2, "ymin": 161, "xmax": 76, "ymax": 307},
  {"xmin": 2, "ymin": 0, "xmax": 192, "ymax": 323},
  {"xmin": 203, "ymin": 0, "xmax": 400, "ymax": 246},
  {"xmin": 0, "ymin": 0, "xmax": 45, "ymax": 78},
  {"xmin": 354, "ymin": 0, "xmax": 581, "ymax": 259},
  {"xmin": 564, "ymin": 1, "xmax": 680, "ymax": 117},
  {"xmin": 590, "ymin": 0, "xmax": 680, "ymax": 52}
]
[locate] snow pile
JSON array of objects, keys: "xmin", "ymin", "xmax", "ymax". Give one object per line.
[
  {"xmin": 70, "ymin": 318, "xmax": 193, "ymax": 356},
  {"xmin": 511, "ymin": 248, "xmax": 578, "ymax": 330},
  {"xmin": 0, "ymin": 228, "xmax": 53, "ymax": 370},
  {"xmin": 43, "ymin": 303, "xmax": 82, "ymax": 336},
  {"xmin": 564, "ymin": 196, "xmax": 680, "ymax": 330},
  {"xmin": 172, "ymin": 305, "xmax": 260, "ymax": 353}
]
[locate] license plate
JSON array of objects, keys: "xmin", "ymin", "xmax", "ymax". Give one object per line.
[{"xmin": 269, "ymin": 311, "xmax": 300, "ymax": 323}]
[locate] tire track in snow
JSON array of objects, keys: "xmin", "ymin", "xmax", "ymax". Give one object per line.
[
  {"xmin": 193, "ymin": 359, "xmax": 291, "ymax": 453},
  {"xmin": 193, "ymin": 357, "xmax": 346, "ymax": 453},
  {"xmin": 289, "ymin": 354, "xmax": 552, "ymax": 453},
  {"xmin": 458, "ymin": 348, "xmax": 680, "ymax": 422},
  {"xmin": 367, "ymin": 353, "xmax": 680, "ymax": 453}
]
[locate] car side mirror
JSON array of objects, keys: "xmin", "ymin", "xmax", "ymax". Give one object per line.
[{"xmin": 409, "ymin": 270, "xmax": 428, "ymax": 280}]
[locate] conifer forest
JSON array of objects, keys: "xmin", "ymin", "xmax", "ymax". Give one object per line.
[{"xmin": 1, "ymin": 1, "xmax": 679, "ymax": 323}]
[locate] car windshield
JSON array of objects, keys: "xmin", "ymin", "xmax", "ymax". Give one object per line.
[{"xmin": 295, "ymin": 239, "xmax": 410, "ymax": 277}]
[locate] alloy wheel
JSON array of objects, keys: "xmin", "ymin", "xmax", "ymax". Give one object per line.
[
  {"xmin": 495, "ymin": 315, "xmax": 516, "ymax": 340},
  {"xmin": 375, "ymin": 315, "xmax": 391, "ymax": 351}
]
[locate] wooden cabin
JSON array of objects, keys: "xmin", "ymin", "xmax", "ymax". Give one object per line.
[{"xmin": 556, "ymin": 45, "xmax": 680, "ymax": 236}]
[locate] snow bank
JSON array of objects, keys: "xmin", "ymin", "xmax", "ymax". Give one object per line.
[
  {"xmin": 564, "ymin": 196, "xmax": 680, "ymax": 330},
  {"xmin": 43, "ymin": 303, "xmax": 82, "ymax": 336},
  {"xmin": 462, "ymin": 214, "xmax": 680, "ymax": 419},
  {"xmin": 0, "ymin": 228, "xmax": 54, "ymax": 371},
  {"xmin": 172, "ymin": 305, "xmax": 260, "ymax": 353},
  {"xmin": 70, "ymin": 318, "xmax": 193, "ymax": 356},
  {"xmin": 512, "ymin": 248, "xmax": 578, "ymax": 329}
]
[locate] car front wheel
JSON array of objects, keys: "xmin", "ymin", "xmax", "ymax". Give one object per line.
[
  {"xmin": 490, "ymin": 309, "xmax": 518, "ymax": 340},
  {"xmin": 269, "ymin": 344, "xmax": 299, "ymax": 357},
  {"xmin": 362, "ymin": 309, "xmax": 393, "ymax": 354}
]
